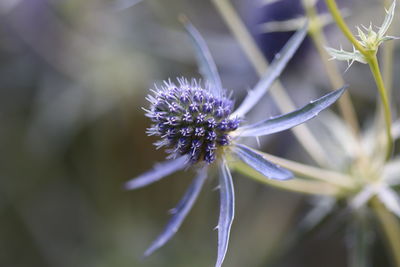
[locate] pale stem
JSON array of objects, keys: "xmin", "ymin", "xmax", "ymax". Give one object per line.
[
  {"xmin": 302, "ymin": 0, "xmax": 360, "ymax": 135},
  {"xmin": 232, "ymin": 161, "xmax": 340, "ymax": 196},
  {"xmin": 256, "ymin": 151, "xmax": 355, "ymax": 189},
  {"xmin": 371, "ymin": 198, "xmax": 400, "ymax": 267},
  {"xmin": 212, "ymin": 0, "xmax": 330, "ymax": 167}
]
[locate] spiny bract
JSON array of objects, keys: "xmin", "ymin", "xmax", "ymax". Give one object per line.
[{"xmin": 145, "ymin": 78, "xmax": 240, "ymax": 164}]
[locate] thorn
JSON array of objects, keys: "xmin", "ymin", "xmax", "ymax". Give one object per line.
[
  {"xmin": 168, "ymin": 208, "xmax": 177, "ymax": 214},
  {"xmin": 213, "ymin": 185, "xmax": 221, "ymax": 191},
  {"xmin": 255, "ymin": 136, "xmax": 261, "ymax": 148}
]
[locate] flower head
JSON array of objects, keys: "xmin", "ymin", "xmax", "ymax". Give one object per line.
[
  {"xmin": 145, "ymin": 78, "xmax": 239, "ymax": 164},
  {"xmin": 326, "ymin": 0, "xmax": 398, "ymax": 67},
  {"xmin": 125, "ymin": 20, "xmax": 345, "ymax": 267}
]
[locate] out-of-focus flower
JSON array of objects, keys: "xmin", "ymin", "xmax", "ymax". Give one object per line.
[
  {"xmin": 326, "ymin": 0, "xmax": 398, "ymax": 68},
  {"xmin": 125, "ymin": 20, "xmax": 345, "ymax": 267}
]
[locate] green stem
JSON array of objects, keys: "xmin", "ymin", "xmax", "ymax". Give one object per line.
[
  {"xmin": 382, "ymin": 38, "xmax": 394, "ymax": 96},
  {"xmin": 324, "ymin": 0, "xmax": 393, "ymax": 160},
  {"xmin": 371, "ymin": 198, "xmax": 400, "ymax": 267},
  {"xmin": 324, "ymin": 0, "xmax": 366, "ymax": 55},
  {"xmin": 368, "ymin": 55, "xmax": 393, "ymax": 160}
]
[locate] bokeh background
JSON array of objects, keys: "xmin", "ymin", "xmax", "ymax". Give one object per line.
[{"xmin": 1, "ymin": 0, "xmax": 399, "ymax": 266}]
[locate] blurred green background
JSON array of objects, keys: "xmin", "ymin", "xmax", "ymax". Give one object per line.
[{"xmin": 0, "ymin": 0, "xmax": 398, "ymax": 266}]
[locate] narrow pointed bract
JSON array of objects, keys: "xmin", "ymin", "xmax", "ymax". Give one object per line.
[
  {"xmin": 233, "ymin": 144, "xmax": 293, "ymax": 180},
  {"xmin": 327, "ymin": 0, "xmax": 397, "ymax": 66},
  {"xmin": 350, "ymin": 186, "xmax": 375, "ymax": 209},
  {"xmin": 144, "ymin": 167, "xmax": 208, "ymax": 257},
  {"xmin": 377, "ymin": 0, "xmax": 396, "ymax": 39},
  {"xmin": 182, "ymin": 17, "xmax": 223, "ymax": 97},
  {"xmin": 377, "ymin": 187, "xmax": 400, "ymax": 218},
  {"xmin": 239, "ymin": 86, "xmax": 346, "ymax": 137},
  {"xmin": 124, "ymin": 156, "xmax": 188, "ymax": 190},
  {"xmin": 383, "ymin": 157, "xmax": 400, "ymax": 186},
  {"xmin": 232, "ymin": 22, "xmax": 309, "ymax": 118},
  {"xmin": 216, "ymin": 159, "xmax": 235, "ymax": 267}
]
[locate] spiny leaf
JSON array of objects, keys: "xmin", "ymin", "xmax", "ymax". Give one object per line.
[
  {"xmin": 238, "ymin": 86, "xmax": 346, "ymax": 137},
  {"xmin": 181, "ymin": 15, "xmax": 223, "ymax": 97},
  {"xmin": 216, "ymin": 159, "xmax": 235, "ymax": 267},
  {"xmin": 231, "ymin": 21, "xmax": 308, "ymax": 117},
  {"xmin": 144, "ymin": 167, "xmax": 208, "ymax": 256},
  {"xmin": 378, "ymin": 0, "xmax": 396, "ymax": 38},
  {"xmin": 326, "ymin": 46, "xmax": 367, "ymax": 66},
  {"xmin": 124, "ymin": 156, "xmax": 188, "ymax": 190},
  {"xmin": 232, "ymin": 144, "xmax": 293, "ymax": 180}
]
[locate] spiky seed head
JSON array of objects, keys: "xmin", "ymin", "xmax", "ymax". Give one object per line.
[{"xmin": 145, "ymin": 78, "xmax": 240, "ymax": 164}]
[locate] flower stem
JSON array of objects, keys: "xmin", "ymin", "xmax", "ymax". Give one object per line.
[
  {"xmin": 324, "ymin": 0, "xmax": 366, "ymax": 55},
  {"xmin": 324, "ymin": 0, "xmax": 393, "ymax": 160},
  {"xmin": 367, "ymin": 55, "xmax": 393, "ymax": 160},
  {"xmin": 371, "ymin": 198, "xmax": 400, "ymax": 267},
  {"xmin": 382, "ymin": 36, "xmax": 395, "ymax": 96}
]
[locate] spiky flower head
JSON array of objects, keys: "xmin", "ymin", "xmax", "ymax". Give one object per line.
[
  {"xmin": 326, "ymin": 0, "xmax": 398, "ymax": 67},
  {"xmin": 145, "ymin": 78, "xmax": 240, "ymax": 164}
]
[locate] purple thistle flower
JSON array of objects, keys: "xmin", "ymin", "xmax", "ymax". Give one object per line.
[
  {"xmin": 145, "ymin": 79, "xmax": 234, "ymax": 164},
  {"xmin": 125, "ymin": 19, "xmax": 346, "ymax": 267}
]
